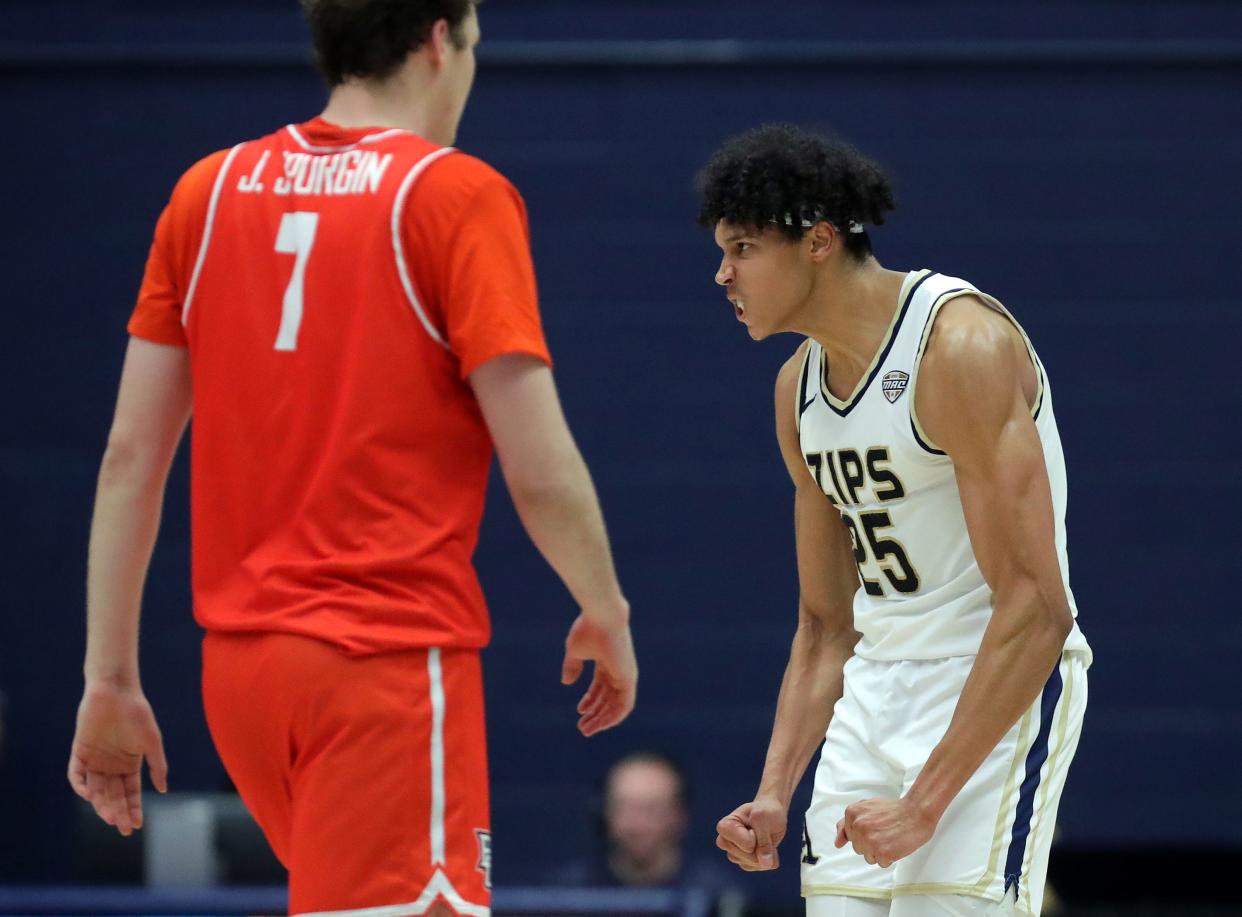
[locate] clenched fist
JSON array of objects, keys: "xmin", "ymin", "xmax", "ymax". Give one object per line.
[
  {"xmin": 715, "ymin": 796, "xmax": 787, "ymax": 871},
  {"xmin": 835, "ymin": 796, "xmax": 937, "ymax": 868}
]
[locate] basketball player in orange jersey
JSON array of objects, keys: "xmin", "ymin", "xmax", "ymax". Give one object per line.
[{"xmin": 66, "ymin": 2, "xmax": 638, "ymax": 914}]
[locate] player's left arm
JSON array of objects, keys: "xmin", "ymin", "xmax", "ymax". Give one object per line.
[
  {"xmin": 68, "ymin": 337, "xmax": 190, "ymax": 835},
  {"xmin": 837, "ymin": 295, "xmax": 1074, "ymax": 867}
]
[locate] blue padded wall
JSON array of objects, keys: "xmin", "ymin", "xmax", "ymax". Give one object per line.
[{"xmin": 1, "ymin": 0, "xmax": 1239, "ymax": 892}]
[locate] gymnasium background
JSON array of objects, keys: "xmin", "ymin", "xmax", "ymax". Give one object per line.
[{"xmin": 2, "ymin": 0, "xmax": 1240, "ymax": 913}]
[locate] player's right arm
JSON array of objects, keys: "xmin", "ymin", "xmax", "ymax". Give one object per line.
[
  {"xmin": 470, "ymin": 355, "xmax": 637, "ymax": 738},
  {"xmin": 68, "ymin": 338, "xmax": 187, "ymax": 836},
  {"xmin": 68, "ymin": 153, "xmax": 224, "ymax": 836},
  {"xmin": 716, "ymin": 342, "xmax": 860, "ymax": 872}
]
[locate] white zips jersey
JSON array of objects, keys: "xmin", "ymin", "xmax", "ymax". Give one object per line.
[{"xmin": 796, "ymin": 269, "xmax": 1092, "ymax": 662}]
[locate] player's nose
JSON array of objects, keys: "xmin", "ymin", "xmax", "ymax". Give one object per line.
[{"xmin": 715, "ymin": 260, "xmax": 734, "ymax": 286}]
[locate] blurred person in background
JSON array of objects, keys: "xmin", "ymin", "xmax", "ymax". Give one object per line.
[
  {"xmin": 702, "ymin": 124, "xmax": 1091, "ymax": 917},
  {"xmin": 555, "ymin": 752, "xmax": 740, "ymax": 907},
  {"xmin": 65, "ymin": 2, "xmax": 637, "ymax": 915}
]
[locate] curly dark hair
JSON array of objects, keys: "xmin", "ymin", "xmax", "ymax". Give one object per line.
[
  {"xmin": 300, "ymin": 0, "xmax": 481, "ymax": 87},
  {"xmin": 697, "ymin": 123, "xmax": 896, "ymax": 261}
]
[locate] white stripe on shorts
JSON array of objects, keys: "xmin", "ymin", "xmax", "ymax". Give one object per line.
[{"xmin": 429, "ymin": 647, "xmax": 446, "ymax": 865}]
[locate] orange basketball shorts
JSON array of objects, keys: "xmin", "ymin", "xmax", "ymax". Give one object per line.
[{"xmin": 202, "ymin": 632, "xmax": 491, "ymax": 916}]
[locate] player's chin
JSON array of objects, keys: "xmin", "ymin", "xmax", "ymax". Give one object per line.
[{"xmin": 745, "ymin": 321, "xmax": 772, "ymax": 342}]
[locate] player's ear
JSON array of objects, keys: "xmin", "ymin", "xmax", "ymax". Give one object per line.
[
  {"xmin": 427, "ymin": 19, "xmax": 451, "ymax": 68},
  {"xmin": 807, "ymin": 221, "xmax": 837, "ymax": 262}
]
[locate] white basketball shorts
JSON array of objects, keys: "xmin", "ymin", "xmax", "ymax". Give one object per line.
[{"xmin": 800, "ymin": 651, "xmax": 1088, "ymax": 917}]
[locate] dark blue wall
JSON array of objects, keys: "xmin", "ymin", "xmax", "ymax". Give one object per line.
[{"xmin": 2, "ymin": 0, "xmax": 1240, "ymax": 895}]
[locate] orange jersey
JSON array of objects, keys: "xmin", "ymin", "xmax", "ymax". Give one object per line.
[{"xmin": 129, "ymin": 119, "xmax": 551, "ymax": 654}]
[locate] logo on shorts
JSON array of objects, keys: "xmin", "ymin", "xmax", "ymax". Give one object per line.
[
  {"xmin": 881, "ymin": 370, "xmax": 909, "ymax": 404},
  {"xmin": 475, "ymin": 829, "xmax": 492, "ymax": 890},
  {"xmin": 801, "ymin": 822, "xmax": 820, "ymax": 865}
]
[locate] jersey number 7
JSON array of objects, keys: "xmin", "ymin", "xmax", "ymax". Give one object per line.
[{"xmin": 273, "ymin": 211, "xmax": 320, "ymax": 351}]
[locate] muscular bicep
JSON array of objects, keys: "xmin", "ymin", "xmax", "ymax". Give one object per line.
[
  {"xmin": 774, "ymin": 346, "xmax": 859, "ymax": 631},
  {"xmin": 952, "ymin": 401, "xmax": 1064, "ymax": 604},
  {"xmin": 918, "ymin": 303, "xmax": 1070, "ymax": 617}
]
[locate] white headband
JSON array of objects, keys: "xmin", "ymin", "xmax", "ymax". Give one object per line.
[{"xmin": 774, "ymin": 212, "xmax": 865, "ymax": 233}]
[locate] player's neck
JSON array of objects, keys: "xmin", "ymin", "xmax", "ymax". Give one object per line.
[
  {"xmin": 801, "ymin": 260, "xmax": 908, "ymax": 398},
  {"xmin": 319, "ymin": 73, "xmax": 449, "ymax": 144}
]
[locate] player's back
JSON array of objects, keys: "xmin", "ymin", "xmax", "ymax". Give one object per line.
[{"xmin": 129, "ymin": 119, "xmax": 551, "ymax": 654}]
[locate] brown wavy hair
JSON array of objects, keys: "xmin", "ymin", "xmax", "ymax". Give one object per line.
[{"xmin": 300, "ymin": 0, "xmax": 481, "ymax": 86}]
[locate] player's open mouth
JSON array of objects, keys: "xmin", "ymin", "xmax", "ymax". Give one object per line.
[{"xmin": 733, "ymin": 300, "xmax": 746, "ymax": 321}]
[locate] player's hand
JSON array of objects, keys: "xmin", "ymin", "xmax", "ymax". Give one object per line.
[
  {"xmin": 716, "ymin": 797, "xmax": 787, "ymax": 871},
  {"xmin": 67, "ymin": 682, "xmax": 168, "ymax": 836},
  {"xmin": 561, "ymin": 613, "xmax": 638, "ymax": 736},
  {"xmin": 835, "ymin": 796, "xmax": 936, "ymax": 868}
]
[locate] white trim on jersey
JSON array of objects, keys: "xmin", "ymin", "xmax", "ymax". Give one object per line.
[
  {"xmin": 181, "ymin": 143, "xmax": 246, "ymax": 326},
  {"xmin": 361, "ymin": 129, "xmax": 414, "ymax": 145},
  {"xmin": 907, "ymin": 287, "xmax": 1047, "ymax": 455},
  {"xmin": 285, "ymin": 124, "xmax": 322, "ymax": 152},
  {"xmin": 285, "ymin": 123, "xmax": 412, "ymax": 153},
  {"xmin": 428, "ymin": 647, "xmax": 448, "ymax": 866},
  {"xmin": 290, "ymin": 868, "xmax": 490, "ymax": 917},
  {"xmin": 390, "ymin": 147, "xmax": 457, "ymax": 349}
]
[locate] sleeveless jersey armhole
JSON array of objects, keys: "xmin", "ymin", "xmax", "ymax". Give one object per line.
[
  {"xmin": 907, "ymin": 290, "xmax": 1046, "ymax": 456},
  {"xmin": 794, "ymin": 339, "xmax": 814, "ymax": 435},
  {"xmin": 975, "ymin": 292, "xmax": 1047, "ymax": 421}
]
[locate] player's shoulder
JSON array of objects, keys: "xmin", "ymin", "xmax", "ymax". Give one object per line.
[
  {"xmin": 776, "ymin": 338, "xmax": 813, "ymax": 396},
  {"xmin": 925, "ymin": 293, "xmax": 1021, "ymax": 375},
  {"xmin": 421, "ymin": 149, "xmax": 520, "ymax": 202},
  {"xmin": 404, "ymin": 149, "xmax": 526, "ymax": 234},
  {"xmin": 165, "ymin": 147, "xmax": 235, "ymax": 209},
  {"xmin": 775, "ymin": 338, "xmax": 813, "ymax": 438},
  {"xmin": 183, "ymin": 146, "xmax": 235, "ymax": 180},
  {"xmin": 153, "ymin": 146, "xmax": 238, "ymax": 237},
  {"xmin": 920, "ymin": 293, "xmax": 1031, "ymax": 427}
]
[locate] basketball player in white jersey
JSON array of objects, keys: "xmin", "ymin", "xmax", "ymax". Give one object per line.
[{"xmin": 700, "ymin": 124, "xmax": 1092, "ymax": 917}]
